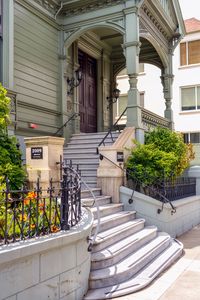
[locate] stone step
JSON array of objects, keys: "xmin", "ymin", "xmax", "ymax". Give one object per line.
[
  {"xmin": 91, "ymin": 226, "xmax": 158, "ymax": 270},
  {"xmin": 65, "ymin": 142, "xmax": 114, "ymax": 149},
  {"xmin": 70, "ymin": 132, "xmax": 119, "ymax": 140},
  {"xmin": 82, "ymin": 196, "xmax": 111, "ymax": 207},
  {"xmin": 89, "ymin": 233, "xmax": 171, "ymax": 289},
  {"xmin": 91, "ymin": 203, "xmax": 124, "ymax": 219},
  {"xmin": 64, "ymin": 157, "xmax": 99, "ymax": 164},
  {"xmin": 84, "ymin": 239, "xmax": 183, "ymax": 299},
  {"xmin": 81, "ymin": 175, "xmax": 97, "ymax": 182},
  {"xmin": 64, "ymin": 161, "xmax": 99, "ymax": 169},
  {"xmin": 92, "ymin": 211, "xmax": 136, "ymax": 235},
  {"xmin": 92, "ymin": 218, "xmax": 145, "ymax": 253},
  {"xmin": 63, "ymin": 148, "xmax": 97, "ymax": 155},
  {"xmin": 81, "ymin": 188, "xmax": 101, "ymax": 198},
  {"xmin": 82, "ymin": 181, "xmax": 97, "ymax": 188}
]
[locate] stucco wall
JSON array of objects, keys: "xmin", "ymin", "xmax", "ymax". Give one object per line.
[
  {"xmin": 0, "ymin": 208, "xmax": 93, "ymax": 300},
  {"xmin": 120, "ymin": 186, "xmax": 200, "ymax": 238}
]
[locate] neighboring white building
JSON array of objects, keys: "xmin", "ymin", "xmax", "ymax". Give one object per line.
[{"xmin": 115, "ymin": 18, "xmax": 200, "ymax": 145}]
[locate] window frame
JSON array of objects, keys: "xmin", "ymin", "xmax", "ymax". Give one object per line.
[
  {"xmin": 180, "ymin": 39, "xmax": 200, "ymax": 66},
  {"xmin": 180, "ymin": 85, "xmax": 200, "ymax": 112}
]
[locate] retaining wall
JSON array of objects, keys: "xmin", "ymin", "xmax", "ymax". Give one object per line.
[{"xmin": 0, "ymin": 208, "xmax": 93, "ymax": 300}]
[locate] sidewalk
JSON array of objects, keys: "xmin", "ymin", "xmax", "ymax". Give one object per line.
[{"xmin": 113, "ymin": 224, "xmax": 200, "ymax": 300}]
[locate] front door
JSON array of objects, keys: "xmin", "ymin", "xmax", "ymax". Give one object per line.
[{"xmin": 78, "ymin": 49, "xmax": 97, "ymax": 133}]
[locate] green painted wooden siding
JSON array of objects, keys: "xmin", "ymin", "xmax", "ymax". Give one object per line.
[{"xmin": 14, "ymin": 2, "xmax": 60, "ymax": 134}]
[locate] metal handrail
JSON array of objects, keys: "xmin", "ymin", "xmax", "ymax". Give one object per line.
[
  {"xmin": 97, "ymin": 107, "xmax": 127, "ymax": 154},
  {"xmin": 98, "ymin": 152, "xmax": 177, "ymax": 215},
  {"xmin": 53, "ymin": 112, "xmax": 79, "ymax": 136}
]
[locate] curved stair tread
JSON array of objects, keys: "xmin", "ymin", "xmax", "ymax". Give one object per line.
[
  {"xmin": 91, "ymin": 203, "xmax": 124, "ymax": 215},
  {"xmin": 93, "ymin": 211, "xmax": 136, "ymax": 227},
  {"xmin": 92, "ymin": 226, "xmax": 157, "ymax": 262},
  {"xmin": 90, "ymin": 232, "xmax": 171, "ymax": 281},
  {"xmin": 94, "ymin": 218, "xmax": 145, "ymax": 244},
  {"xmin": 84, "ymin": 239, "xmax": 183, "ymax": 300}
]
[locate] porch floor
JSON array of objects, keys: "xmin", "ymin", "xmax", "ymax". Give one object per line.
[{"xmin": 112, "ymin": 224, "xmax": 200, "ymax": 300}]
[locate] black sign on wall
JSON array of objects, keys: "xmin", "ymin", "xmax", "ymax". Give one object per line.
[
  {"xmin": 117, "ymin": 151, "xmax": 124, "ymax": 162},
  {"xmin": 31, "ymin": 147, "xmax": 43, "ymax": 159}
]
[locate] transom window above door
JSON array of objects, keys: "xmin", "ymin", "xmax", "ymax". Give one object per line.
[{"xmin": 181, "ymin": 86, "xmax": 200, "ymax": 111}]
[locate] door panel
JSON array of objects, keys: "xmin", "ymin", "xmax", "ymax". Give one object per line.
[{"xmin": 78, "ymin": 50, "xmax": 97, "ymax": 133}]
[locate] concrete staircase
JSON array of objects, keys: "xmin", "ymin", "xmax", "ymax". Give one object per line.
[
  {"xmin": 83, "ymin": 195, "xmax": 183, "ymax": 300},
  {"xmin": 63, "ymin": 132, "xmax": 119, "ymax": 188},
  {"xmin": 64, "ymin": 132, "xmax": 183, "ymax": 299}
]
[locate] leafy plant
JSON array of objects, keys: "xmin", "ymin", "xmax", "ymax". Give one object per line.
[
  {"xmin": 0, "ymin": 83, "xmax": 26, "ymax": 189},
  {"xmin": 126, "ymin": 127, "xmax": 194, "ymax": 187}
]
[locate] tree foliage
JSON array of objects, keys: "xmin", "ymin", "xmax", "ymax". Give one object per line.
[
  {"xmin": 0, "ymin": 83, "xmax": 26, "ymax": 189},
  {"xmin": 126, "ymin": 127, "xmax": 194, "ymax": 186}
]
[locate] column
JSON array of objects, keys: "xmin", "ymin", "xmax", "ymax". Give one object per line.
[
  {"xmin": 161, "ymin": 48, "xmax": 174, "ymax": 130},
  {"xmin": 123, "ymin": 5, "xmax": 144, "ymax": 143}
]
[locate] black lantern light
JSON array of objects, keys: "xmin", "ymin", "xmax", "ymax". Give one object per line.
[
  {"xmin": 67, "ymin": 68, "xmax": 83, "ymax": 95},
  {"xmin": 107, "ymin": 88, "xmax": 121, "ymax": 109}
]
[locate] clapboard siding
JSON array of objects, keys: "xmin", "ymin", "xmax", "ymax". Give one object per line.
[{"xmin": 14, "ymin": 2, "xmax": 60, "ymax": 134}]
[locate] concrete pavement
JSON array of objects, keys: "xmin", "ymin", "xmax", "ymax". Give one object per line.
[{"xmin": 112, "ymin": 224, "xmax": 200, "ymax": 300}]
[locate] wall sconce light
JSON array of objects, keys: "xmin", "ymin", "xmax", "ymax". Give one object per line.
[
  {"xmin": 67, "ymin": 68, "xmax": 83, "ymax": 95},
  {"xmin": 107, "ymin": 88, "xmax": 121, "ymax": 109}
]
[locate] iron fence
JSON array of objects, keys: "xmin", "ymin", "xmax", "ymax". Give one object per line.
[
  {"xmin": 127, "ymin": 172, "xmax": 196, "ymax": 202},
  {"xmin": 0, "ymin": 163, "xmax": 81, "ymax": 245}
]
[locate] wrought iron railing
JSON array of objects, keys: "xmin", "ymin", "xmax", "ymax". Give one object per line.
[
  {"xmin": 0, "ymin": 161, "xmax": 81, "ymax": 245},
  {"xmin": 53, "ymin": 112, "xmax": 80, "ymax": 136},
  {"xmin": 97, "ymin": 107, "xmax": 127, "ymax": 154},
  {"xmin": 98, "ymin": 153, "xmax": 177, "ymax": 214}
]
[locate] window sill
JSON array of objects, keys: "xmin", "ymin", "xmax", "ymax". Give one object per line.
[
  {"xmin": 179, "ymin": 110, "xmax": 200, "ymax": 115},
  {"xmin": 179, "ymin": 63, "xmax": 200, "ymax": 70}
]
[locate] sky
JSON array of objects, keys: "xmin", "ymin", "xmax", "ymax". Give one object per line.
[{"xmin": 179, "ymin": 0, "xmax": 200, "ymax": 20}]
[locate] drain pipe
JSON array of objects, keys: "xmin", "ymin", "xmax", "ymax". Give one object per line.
[{"xmin": 54, "ymin": 2, "xmax": 63, "ymax": 19}]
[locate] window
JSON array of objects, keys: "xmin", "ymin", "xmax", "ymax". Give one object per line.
[
  {"xmin": 180, "ymin": 40, "xmax": 200, "ymax": 66},
  {"xmin": 181, "ymin": 86, "xmax": 200, "ymax": 111},
  {"xmin": 183, "ymin": 132, "xmax": 200, "ymax": 144}
]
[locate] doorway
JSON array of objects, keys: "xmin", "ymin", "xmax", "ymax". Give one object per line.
[{"xmin": 78, "ymin": 49, "xmax": 97, "ymax": 133}]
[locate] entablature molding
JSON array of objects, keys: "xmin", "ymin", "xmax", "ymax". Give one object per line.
[{"xmin": 15, "ymin": 0, "xmax": 61, "ymax": 30}]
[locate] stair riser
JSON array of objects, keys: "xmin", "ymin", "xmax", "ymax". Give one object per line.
[
  {"xmin": 92, "ymin": 205, "xmax": 123, "ymax": 219},
  {"xmin": 81, "ymin": 190, "xmax": 101, "ymax": 198},
  {"xmin": 92, "ymin": 212, "xmax": 136, "ymax": 235},
  {"xmin": 70, "ymin": 135, "xmax": 119, "ymax": 141},
  {"xmin": 92, "ymin": 220, "xmax": 145, "ymax": 253},
  {"xmin": 67, "ymin": 139, "xmax": 116, "ymax": 144},
  {"xmin": 89, "ymin": 238, "xmax": 171, "ymax": 289},
  {"xmin": 91, "ymin": 230, "xmax": 157, "ymax": 270},
  {"xmin": 81, "ymin": 176, "xmax": 97, "ymax": 182},
  {"xmin": 64, "ymin": 153, "xmax": 99, "ymax": 159},
  {"xmin": 64, "ymin": 156, "xmax": 99, "ymax": 166},
  {"xmin": 64, "ymin": 149, "xmax": 97, "ymax": 155},
  {"xmin": 82, "ymin": 197, "xmax": 111, "ymax": 207}
]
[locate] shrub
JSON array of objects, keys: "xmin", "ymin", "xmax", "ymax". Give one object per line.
[
  {"xmin": 0, "ymin": 83, "xmax": 26, "ymax": 189},
  {"xmin": 126, "ymin": 127, "xmax": 194, "ymax": 186}
]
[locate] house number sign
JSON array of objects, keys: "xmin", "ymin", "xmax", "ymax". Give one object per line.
[
  {"xmin": 117, "ymin": 151, "xmax": 124, "ymax": 162},
  {"xmin": 31, "ymin": 147, "xmax": 43, "ymax": 159}
]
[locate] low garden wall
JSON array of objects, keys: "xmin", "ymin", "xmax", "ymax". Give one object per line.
[
  {"xmin": 0, "ymin": 208, "xmax": 93, "ymax": 300},
  {"xmin": 120, "ymin": 186, "xmax": 200, "ymax": 238}
]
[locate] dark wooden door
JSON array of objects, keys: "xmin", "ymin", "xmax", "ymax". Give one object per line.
[{"xmin": 78, "ymin": 50, "xmax": 97, "ymax": 133}]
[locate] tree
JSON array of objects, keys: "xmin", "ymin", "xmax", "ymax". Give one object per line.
[{"xmin": 0, "ymin": 83, "xmax": 26, "ymax": 189}]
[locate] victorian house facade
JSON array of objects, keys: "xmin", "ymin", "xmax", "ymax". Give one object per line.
[{"xmin": 0, "ymin": 0, "xmax": 185, "ymax": 146}]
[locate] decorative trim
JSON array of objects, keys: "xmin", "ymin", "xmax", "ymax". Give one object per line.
[
  {"xmin": 17, "ymin": 100, "xmax": 61, "ymax": 116},
  {"xmin": 63, "ymin": 0, "xmax": 124, "ymax": 17},
  {"xmin": 15, "ymin": 0, "xmax": 61, "ymax": 29}
]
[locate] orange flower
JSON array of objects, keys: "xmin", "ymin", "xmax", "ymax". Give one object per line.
[
  {"xmin": 51, "ymin": 225, "xmax": 59, "ymax": 233},
  {"xmin": 30, "ymin": 224, "xmax": 36, "ymax": 229},
  {"xmin": 24, "ymin": 199, "xmax": 30, "ymax": 206}
]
